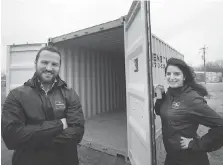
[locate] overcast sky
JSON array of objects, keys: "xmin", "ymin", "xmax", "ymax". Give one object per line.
[{"xmin": 1, "ymin": 0, "xmax": 223, "ymax": 73}]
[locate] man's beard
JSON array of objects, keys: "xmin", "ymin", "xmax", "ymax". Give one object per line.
[{"xmin": 36, "ymin": 70, "xmax": 57, "ymax": 84}]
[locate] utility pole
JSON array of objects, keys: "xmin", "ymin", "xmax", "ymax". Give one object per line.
[{"xmin": 200, "ymin": 45, "xmax": 207, "ymax": 84}]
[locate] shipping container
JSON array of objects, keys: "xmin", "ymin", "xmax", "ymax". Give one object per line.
[
  {"xmin": 6, "ymin": 43, "xmax": 46, "ymax": 95},
  {"xmin": 6, "ymin": 2, "xmax": 184, "ymax": 165}
]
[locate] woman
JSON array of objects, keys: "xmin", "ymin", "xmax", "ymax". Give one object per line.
[{"xmin": 155, "ymin": 58, "xmax": 223, "ymax": 165}]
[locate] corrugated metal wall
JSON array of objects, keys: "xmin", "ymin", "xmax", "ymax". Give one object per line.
[
  {"xmin": 55, "ymin": 44, "xmax": 126, "ymax": 119},
  {"xmin": 151, "ymin": 35, "xmax": 184, "ymax": 90},
  {"xmin": 6, "ymin": 43, "xmax": 46, "ymax": 95}
]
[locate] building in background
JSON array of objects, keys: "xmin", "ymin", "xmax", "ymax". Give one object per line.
[{"xmin": 195, "ymin": 71, "xmax": 223, "ymax": 83}]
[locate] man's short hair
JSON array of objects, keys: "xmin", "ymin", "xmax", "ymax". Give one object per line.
[{"xmin": 35, "ymin": 45, "xmax": 61, "ymax": 64}]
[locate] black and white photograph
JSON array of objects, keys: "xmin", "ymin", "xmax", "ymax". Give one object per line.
[{"xmin": 1, "ymin": 0, "xmax": 223, "ymax": 165}]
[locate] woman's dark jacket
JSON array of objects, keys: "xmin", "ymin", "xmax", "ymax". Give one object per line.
[{"xmin": 155, "ymin": 85, "xmax": 223, "ymax": 165}]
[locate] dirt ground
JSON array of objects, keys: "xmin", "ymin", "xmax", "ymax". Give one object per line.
[{"xmin": 1, "ymin": 83, "xmax": 223, "ymax": 165}]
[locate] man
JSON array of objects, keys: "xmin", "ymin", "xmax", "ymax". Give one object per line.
[{"xmin": 1, "ymin": 45, "xmax": 85, "ymax": 165}]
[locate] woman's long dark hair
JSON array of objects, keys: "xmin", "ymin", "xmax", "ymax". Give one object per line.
[{"xmin": 165, "ymin": 58, "xmax": 208, "ymax": 96}]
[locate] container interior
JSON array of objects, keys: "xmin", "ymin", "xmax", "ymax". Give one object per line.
[{"xmin": 55, "ymin": 26, "xmax": 129, "ymax": 156}]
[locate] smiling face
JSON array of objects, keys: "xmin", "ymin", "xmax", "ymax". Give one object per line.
[
  {"xmin": 35, "ymin": 50, "xmax": 60, "ymax": 84},
  {"xmin": 166, "ymin": 65, "xmax": 185, "ymax": 88}
]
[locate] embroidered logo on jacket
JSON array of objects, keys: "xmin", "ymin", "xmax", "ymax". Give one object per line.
[
  {"xmin": 55, "ymin": 101, "xmax": 65, "ymax": 109},
  {"xmin": 172, "ymin": 101, "xmax": 181, "ymax": 109}
]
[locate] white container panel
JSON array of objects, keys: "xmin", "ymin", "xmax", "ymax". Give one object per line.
[
  {"xmin": 6, "ymin": 43, "xmax": 46, "ymax": 95},
  {"xmin": 151, "ymin": 36, "xmax": 183, "ymax": 90},
  {"xmin": 90, "ymin": 52, "xmax": 97, "ymax": 116},
  {"xmin": 152, "ymin": 37, "xmax": 157, "ymax": 86},
  {"xmin": 85, "ymin": 50, "xmax": 93, "ymax": 117},
  {"xmin": 159, "ymin": 40, "xmax": 165, "ymax": 86},
  {"xmin": 11, "ymin": 51, "xmax": 36, "ymax": 65},
  {"xmin": 66, "ymin": 48, "xmax": 73, "ymax": 88},
  {"xmin": 95, "ymin": 53, "xmax": 102, "ymax": 114},
  {"xmin": 58, "ymin": 46, "xmax": 66, "ymax": 81},
  {"xmin": 10, "ymin": 44, "xmax": 45, "ymax": 52},
  {"xmin": 73, "ymin": 49, "xmax": 81, "ymax": 95},
  {"xmin": 10, "ymin": 69, "xmax": 35, "ymax": 88}
]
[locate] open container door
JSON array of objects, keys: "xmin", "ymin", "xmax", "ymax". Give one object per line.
[{"xmin": 124, "ymin": 1, "xmax": 156, "ymax": 165}]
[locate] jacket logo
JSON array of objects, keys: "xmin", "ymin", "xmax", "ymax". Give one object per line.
[
  {"xmin": 55, "ymin": 101, "xmax": 65, "ymax": 109},
  {"xmin": 172, "ymin": 101, "xmax": 181, "ymax": 109}
]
